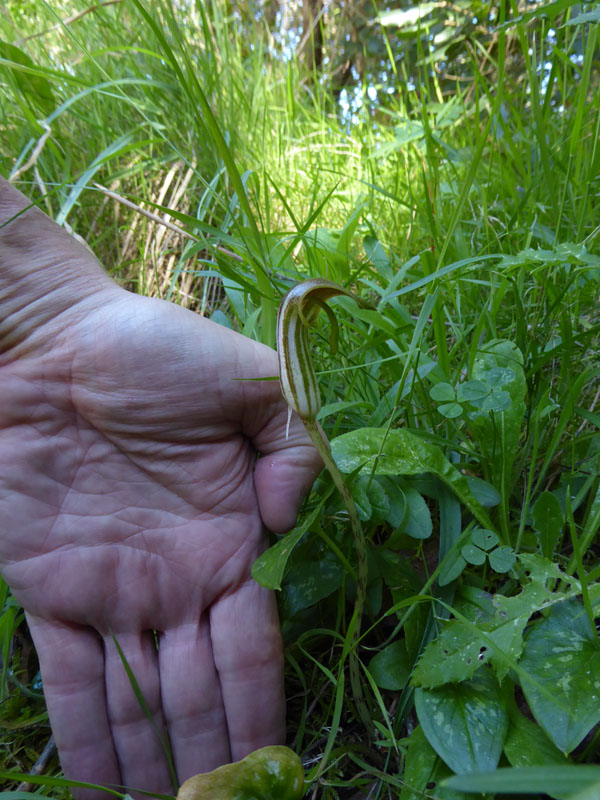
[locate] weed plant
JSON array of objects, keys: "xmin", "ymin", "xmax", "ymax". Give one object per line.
[{"xmin": 0, "ymin": 1, "xmax": 599, "ymax": 798}]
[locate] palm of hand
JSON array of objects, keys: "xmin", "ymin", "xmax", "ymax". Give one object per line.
[{"xmin": 0, "ymin": 290, "xmax": 318, "ymax": 796}]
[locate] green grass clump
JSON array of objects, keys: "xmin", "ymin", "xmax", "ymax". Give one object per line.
[{"xmin": 1, "ymin": 0, "xmax": 599, "ymax": 797}]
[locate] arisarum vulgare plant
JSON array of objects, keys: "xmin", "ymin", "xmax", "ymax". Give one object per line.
[{"xmin": 276, "ymin": 278, "xmax": 371, "ymax": 727}]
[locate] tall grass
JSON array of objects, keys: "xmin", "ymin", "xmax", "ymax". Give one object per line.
[{"xmin": 1, "ymin": 0, "xmax": 599, "ymax": 797}]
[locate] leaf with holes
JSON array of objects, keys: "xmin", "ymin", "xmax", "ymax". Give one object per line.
[
  {"xmin": 471, "ymin": 529, "xmax": 498, "ymax": 551},
  {"xmin": 412, "ymin": 621, "xmax": 491, "ymax": 687},
  {"xmin": 414, "ymin": 554, "xmax": 583, "ymax": 688},
  {"xmin": 519, "ymin": 597, "xmax": 600, "ymax": 754},
  {"xmin": 415, "ymin": 668, "xmax": 509, "ymax": 774}
]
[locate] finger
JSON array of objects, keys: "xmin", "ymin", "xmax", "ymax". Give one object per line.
[
  {"xmin": 0, "ymin": 177, "xmax": 105, "ymax": 273},
  {"xmin": 103, "ymin": 631, "xmax": 173, "ymax": 796},
  {"xmin": 210, "ymin": 580, "xmax": 286, "ymax": 762},
  {"xmin": 159, "ymin": 618, "xmax": 230, "ymax": 783},
  {"xmin": 252, "ymin": 406, "xmax": 322, "ymax": 532},
  {"xmin": 25, "ymin": 614, "xmax": 121, "ymax": 800}
]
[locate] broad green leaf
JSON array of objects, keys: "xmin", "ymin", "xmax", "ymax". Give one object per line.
[
  {"xmin": 338, "ymin": 475, "xmax": 389, "ymax": 523},
  {"xmin": 439, "ymin": 402, "xmax": 463, "ymax": 418},
  {"xmin": 430, "ymin": 382, "xmax": 456, "ymax": 402},
  {"xmin": 464, "ymin": 477, "xmax": 500, "ymax": 507},
  {"xmin": 531, "ymin": 491, "xmax": 563, "ymax": 558},
  {"xmin": 379, "ymin": 477, "xmax": 406, "ymax": 528},
  {"xmin": 331, "ymin": 428, "xmax": 493, "ymax": 531},
  {"xmin": 488, "ymin": 546, "xmax": 516, "ymax": 573},
  {"xmin": 252, "ymin": 487, "xmax": 334, "ymax": 590},
  {"xmin": 504, "ymin": 708, "xmax": 569, "ymax": 768},
  {"xmin": 414, "ymin": 554, "xmax": 583, "ymax": 688},
  {"xmin": 490, "ymin": 554, "xmax": 578, "ymax": 681},
  {"xmin": 457, "ymin": 380, "xmax": 488, "ymax": 402},
  {"xmin": 399, "ymin": 726, "xmax": 469, "ymax": 800},
  {"xmin": 251, "ymin": 526, "xmax": 307, "ymax": 590},
  {"xmin": 365, "ymin": 477, "xmax": 390, "ymax": 523},
  {"xmin": 0, "ymin": 41, "xmax": 55, "ymax": 114},
  {"xmin": 437, "ymin": 554, "xmax": 467, "ymax": 587},
  {"xmin": 348, "ymin": 475, "xmax": 372, "ymax": 521},
  {"xmin": 415, "ymin": 668, "xmax": 509, "ymax": 774},
  {"xmin": 402, "ymin": 487, "xmax": 433, "ymax": 539},
  {"xmin": 281, "ymin": 548, "xmax": 345, "ymax": 617},
  {"xmin": 363, "ymin": 235, "xmax": 392, "ymax": 280},
  {"xmin": 380, "ymin": 3, "xmax": 439, "ymax": 29},
  {"xmin": 443, "ymin": 766, "xmax": 600, "ymax": 797},
  {"xmin": 461, "ymin": 544, "xmax": 486, "ymax": 566},
  {"xmin": 412, "ymin": 621, "xmax": 491, "ymax": 687},
  {"xmin": 368, "ymin": 640, "xmax": 410, "ymax": 690},
  {"xmin": 519, "ymin": 598, "xmax": 600, "ymax": 754},
  {"xmin": 471, "ymin": 529, "xmax": 498, "ymax": 551},
  {"xmin": 467, "ymin": 340, "xmax": 526, "ymax": 497}
]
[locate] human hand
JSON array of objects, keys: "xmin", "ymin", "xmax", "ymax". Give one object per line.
[{"xmin": 0, "ymin": 180, "xmax": 321, "ymax": 797}]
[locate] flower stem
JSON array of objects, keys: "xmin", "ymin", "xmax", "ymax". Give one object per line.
[{"xmin": 303, "ymin": 418, "xmax": 370, "ymax": 729}]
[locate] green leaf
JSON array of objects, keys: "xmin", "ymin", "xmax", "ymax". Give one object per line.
[
  {"xmin": 281, "ymin": 548, "xmax": 345, "ymax": 617},
  {"xmin": 0, "ymin": 41, "xmax": 55, "ymax": 114},
  {"xmin": 464, "ymin": 477, "xmax": 501, "ymax": 508},
  {"xmin": 488, "ymin": 546, "xmax": 516, "ymax": 573},
  {"xmin": 348, "ymin": 475, "xmax": 372, "ymax": 522},
  {"xmin": 368, "ymin": 640, "xmax": 411, "ymax": 690},
  {"xmin": 331, "ymin": 428, "xmax": 493, "ymax": 531},
  {"xmin": 471, "ymin": 529, "xmax": 498, "ymax": 551},
  {"xmin": 251, "ymin": 526, "xmax": 307, "ymax": 590},
  {"xmin": 379, "ymin": 3, "xmax": 439, "ymax": 29},
  {"xmin": 468, "ymin": 340, "xmax": 526, "ymax": 494},
  {"xmin": 415, "ymin": 669, "xmax": 509, "ymax": 774},
  {"xmin": 402, "ymin": 487, "xmax": 433, "ymax": 539},
  {"xmin": 430, "ymin": 382, "xmax": 456, "ymax": 402},
  {"xmin": 316, "ymin": 400, "xmax": 372, "ymax": 421},
  {"xmin": 504, "ymin": 708, "xmax": 569, "ymax": 768},
  {"xmin": 379, "ymin": 477, "xmax": 406, "ymax": 528},
  {"xmin": 0, "ymin": 793, "xmax": 58, "ymax": 800},
  {"xmin": 366, "ymin": 477, "xmax": 391, "ymax": 523},
  {"xmin": 531, "ymin": 491, "xmax": 564, "ymax": 558},
  {"xmin": 457, "ymin": 380, "xmax": 489, "ymax": 402},
  {"xmin": 443, "ymin": 766, "xmax": 600, "ymax": 796},
  {"xmin": 563, "ymin": 8, "xmax": 600, "ymax": 25},
  {"xmin": 461, "ymin": 544, "xmax": 486, "ymax": 566},
  {"xmin": 415, "ymin": 555, "xmax": 583, "ymax": 688},
  {"xmin": 478, "ymin": 388, "xmax": 511, "ymax": 412},
  {"xmin": 399, "ymin": 726, "xmax": 469, "ymax": 800},
  {"xmin": 437, "ymin": 554, "xmax": 467, "ymax": 587},
  {"xmin": 412, "ymin": 621, "xmax": 491, "ymax": 687},
  {"xmin": 438, "ymin": 402, "xmax": 463, "ymax": 418},
  {"xmin": 519, "ymin": 598, "xmax": 600, "ymax": 754}
]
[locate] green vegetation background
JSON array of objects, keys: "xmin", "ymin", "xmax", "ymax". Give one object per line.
[{"xmin": 1, "ymin": 1, "xmax": 599, "ymax": 798}]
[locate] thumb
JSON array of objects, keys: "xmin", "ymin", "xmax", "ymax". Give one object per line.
[{"xmin": 252, "ymin": 406, "xmax": 322, "ymax": 533}]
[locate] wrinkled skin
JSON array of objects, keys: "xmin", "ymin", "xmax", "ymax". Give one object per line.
[{"xmin": 0, "ymin": 179, "xmax": 320, "ymax": 798}]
